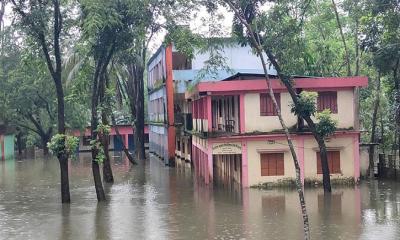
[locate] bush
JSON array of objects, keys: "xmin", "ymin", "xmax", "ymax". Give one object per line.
[
  {"xmin": 47, "ymin": 134, "xmax": 79, "ymax": 158},
  {"xmin": 291, "ymin": 91, "xmax": 318, "ymax": 117},
  {"xmin": 316, "ymin": 109, "xmax": 337, "ymax": 138}
]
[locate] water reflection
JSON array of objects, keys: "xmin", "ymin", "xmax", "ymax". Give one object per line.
[{"xmin": 1, "ymin": 155, "xmax": 400, "ymax": 239}]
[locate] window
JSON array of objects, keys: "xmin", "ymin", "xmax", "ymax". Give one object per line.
[
  {"xmin": 317, "ymin": 92, "xmax": 338, "ymax": 113},
  {"xmin": 172, "ymin": 52, "xmax": 192, "ymax": 70},
  {"xmin": 316, "ymin": 151, "xmax": 341, "ymax": 174},
  {"xmin": 260, "ymin": 153, "xmax": 284, "ymax": 176},
  {"xmin": 260, "ymin": 93, "xmax": 280, "ymax": 116}
]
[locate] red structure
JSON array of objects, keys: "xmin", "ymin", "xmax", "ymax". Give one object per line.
[
  {"xmin": 71, "ymin": 125, "xmax": 149, "ymax": 152},
  {"xmin": 186, "ymin": 75, "xmax": 368, "ymax": 187}
]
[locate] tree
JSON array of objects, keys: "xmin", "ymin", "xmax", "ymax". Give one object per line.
[
  {"xmin": 360, "ymin": 0, "xmax": 400, "ymax": 160},
  {"xmin": 115, "ymin": 0, "xmax": 198, "ymax": 162},
  {"xmin": 4, "ymin": 51, "xmax": 56, "ymax": 154},
  {"xmin": 221, "ymin": 0, "xmax": 338, "ymax": 195},
  {"xmin": 80, "ymin": 0, "xmax": 156, "ymax": 199},
  {"xmin": 11, "ymin": 0, "xmax": 74, "ymax": 203},
  {"xmin": 212, "ymin": 1, "xmax": 311, "ymax": 238}
]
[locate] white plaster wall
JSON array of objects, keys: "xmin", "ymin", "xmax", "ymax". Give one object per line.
[
  {"xmin": 246, "ymin": 139, "xmax": 298, "ymax": 186},
  {"xmin": 191, "ymin": 45, "xmax": 275, "ymax": 73},
  {"xmin": 245, "ymin": 92, "xmax": 297, "ymax": 133},
  {"xmin": 303, "ymin": 136, "xmax": 355, "ymax": 180}
]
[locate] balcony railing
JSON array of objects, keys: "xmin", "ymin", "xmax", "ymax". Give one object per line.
[{"xmin": 175, "ymin": 113, "xmax": 193, "ymax": 131}]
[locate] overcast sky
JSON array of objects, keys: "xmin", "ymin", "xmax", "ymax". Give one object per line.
[{"xmin": 2, "ymin": 3, "xmax": 235, "ymax": 54}]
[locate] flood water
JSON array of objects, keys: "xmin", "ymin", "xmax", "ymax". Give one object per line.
[{"xmin": 1, "ymin": 153, "xmax": 400, "ymax": 240}]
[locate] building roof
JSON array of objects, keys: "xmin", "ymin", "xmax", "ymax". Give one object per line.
[
  {"xmin": 185, "ymin": 76, "xmax": 369, "ymax": 99},
  {"xmin": 222, "ymin": 72, "xmax": 315, "ymax": 81}
]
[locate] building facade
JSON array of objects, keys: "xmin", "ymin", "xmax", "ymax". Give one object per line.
[
  {"xmin": 72, "ymin": 125, "xmax": 149, "ymax": 152},
  {"xmin": 186, "ymin": 75, "xmax": 368, "ymax": 187},
  {"xmin": 147, "ymin": 42, "xmax": 267, "ymax": 165}
]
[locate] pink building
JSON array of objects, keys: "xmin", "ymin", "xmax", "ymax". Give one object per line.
[
  {"xmin": 186, "ymin": 74, "xmax": 368, "ymax": 187},
  {"xmin": 71, "ymin": 125, "xmax": 149, "ymax": 152}
]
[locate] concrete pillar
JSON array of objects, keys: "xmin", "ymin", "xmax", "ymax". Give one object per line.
[{"xmin": 241, "ymin": 141, "xmax": 248, "ymax": 187}]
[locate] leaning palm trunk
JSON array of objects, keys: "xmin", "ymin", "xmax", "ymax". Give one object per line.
[
  {"xmin": 111, "ymin": 113, "xmax": 137, "ymax": 165},
  {"xmin": 224, "ymin": 1, "xmax": 310, "ymax": 238}
]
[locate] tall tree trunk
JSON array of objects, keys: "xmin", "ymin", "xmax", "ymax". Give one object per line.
[
  {"xmin": 224, "ymin": 2, "xmax": 310, "ymax": 238},
  {"xmin": 42, "ymin": 137, "xmax": 50, "ymax": 155},
  {"xmin": 134, "ymin": 61, "xmax": 146, "ymax": 161},
  {"xmin": 90, "ymin": 61, "xmax": 106, "ymax": 202},
  {"xmin": 265, "ymin": 49, "xmax": 332, "ymax": 193},
  {"xmin": 101, "ymin": 110, "xmax": 114, "ymax": 183},
  {"xmin": 11, "ymin": 0, "xmax": 70, "ymax": 203},
  {"xmin": 332, "ymin": 0, "xmax": 352, "ymax": 76},
  {"xmin": 368, "ymin": 74, "xmax": 381, "ymax": 178},
  {"xmin": 55, "ymin": 76, "xmax": 70, "ymax": 203},
  {"xmin": 99, "ymin": 72, "xmax": 114, "ymax": 183},
  {"xmin": 16, "ymin": 131, "xmax": 23, "ymax": 155}
]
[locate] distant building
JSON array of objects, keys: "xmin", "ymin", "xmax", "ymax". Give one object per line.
[
  {"xmin": 71, "ymin": 125, "xmax": 149, "ymax": 152},
  {"xmin": 0, "ymin": 124, "xmax": 15, "ymax": 160},
  {"xmin": 147, "ymin": 40, "xmax": 269, "ymax": 165},
  {"xmin": 185, "ymin": 74, "xmax": 368, "ymax": 187}
]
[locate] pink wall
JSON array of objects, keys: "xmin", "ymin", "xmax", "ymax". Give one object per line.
[
  {"xmin": 191, "ymin": 76, "xmax": 368, "ymax": 96},
  {"xmin": 71, "ymin": 125, "xmax": 149, "ymax": 137}
]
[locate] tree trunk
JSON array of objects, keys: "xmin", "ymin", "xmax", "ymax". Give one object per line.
[
  {"xmin": 98, "ymin": 70, "xmax": 114, "ymax": 184},
  {"xmin": 332, "ymin": 0, "xmax": 352, "ymax": 76},
  {"xmin": 11, "ymin": 0, "xmax": 70, "ymax": 203},
  {"xmin": 101, "ymin": 111, "xmax": 114, "ymax": 183},
  {"xmin": 16, "ymin": 131, "xmax": 23, "ymax": 155},
  {"xmin": 59, "ymin": 153, "xmax": 70, "ymax": 203},
  {"xmin": 41, "ymin": 133, "xmax": 51, "ymax": 155},
  {"xmin": 55, "ymin": 77, "xmax": 70, "ymax": 203},
  {"xmin": 265, "ymin": 49, "xmax": 332, "ymax": 193},
  {"xmin": 134, "ymin": 63, "xmax": 146, "ymax": 161},
  {"xmin": 223, "ymin": 2, "xmax": 310, "ymax": 238},
  {"xmin": 317, "ymin": 138, "xmax": 332, "ymax": 191},
  {"xmin": 111, "ymin": 113, "xmax": 137, "ymax": 165},
  {"xmin": 368, "ymin": 74, "xmax": 381, "ymax": 178},
  {"xmin": 90, "ymin": 61, "xmax": 106, "ymax": 202}
]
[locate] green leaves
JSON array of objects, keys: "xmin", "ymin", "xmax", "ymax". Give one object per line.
[
  {"xmin": 291, "ymin": 91, "xmax": 318, "ymax": 118},
  {"xmin": 47, "ymin": 134, "xmax": 79, "ymax": 158},
  {"xmin": 315, "ymin": 109, "xmax": 338, "ymax": 138}
]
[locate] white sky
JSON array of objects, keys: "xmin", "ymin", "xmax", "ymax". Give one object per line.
[{"xmin": 2, "ymin": 3, "xmax": 240, "ymax": 54}]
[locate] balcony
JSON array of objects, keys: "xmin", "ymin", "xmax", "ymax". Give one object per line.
[
  {"xmin": 175, "ymin": 113, "xmax": 193, "ymax": 131},
  {"xmin": 211, "ymin": 96, "xmax": 240, "ymax": 134}
]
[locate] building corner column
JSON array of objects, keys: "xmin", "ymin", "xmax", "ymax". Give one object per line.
[
  {"xmin": 165, "ymin": 45, "xmax": 176, "ymax": 167},
  {"xmin": 239, "ymin": 94, "xmax": 246, "ymax": 133},
  {"xmin": 241, "ymin": 140, "xmax": 249, "ymax": 187},
  {"xmin": 354, "ymin": 133, "xmax": 360, "ymax": 182},
  {"xmin": 207, "ymin": 141, "xmax": 213, "ymax": 185},
  {"xmin": 207, "ymin": 96, "xmax": 212, "ymax": 132}
]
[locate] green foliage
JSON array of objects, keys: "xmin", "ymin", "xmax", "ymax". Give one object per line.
[
  {"xmin": 291, "ymin": 91, "xmax": 318, "ymax": 117},
  {"xmin": 89, "ymin": 139, "xmax": 106, "ymax": 163},
  {"xmin": 96, "ymin": 123, "xmax": 111, "ymax": 135},
  {"xmin": 165, "ymin": 26, "xmax": 204, "ymax": 60},
  {"xmin": 315, "ymin": 109, "xmax": 338, "ymax": 138},
  {"xmin": 47, "ymin": 134, "xmax": 79, "ymax": 158}
]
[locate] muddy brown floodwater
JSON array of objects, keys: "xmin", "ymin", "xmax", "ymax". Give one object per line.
[{"xmin": 1, "ymin": 153, "xmax": 400, "ymax": 240}]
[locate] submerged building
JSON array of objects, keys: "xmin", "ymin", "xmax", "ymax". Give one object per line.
[
  {"xmin": 186, "ymin": 74, "xmax": 368, "ymax": 187},
  {"xmin": 72, "ymin": 125, "xmax": 149, "ymax": 152},
  {"xmin": 0, "ymin": 124, "xmax": 15, "ymax": 160},
  {"xmin": 147, "ymin": 41, "xmax": 269, "ymax": 166},
  {"xmin": 147, "ymin": 39, "xmax": 368, "ymax": 187}
]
